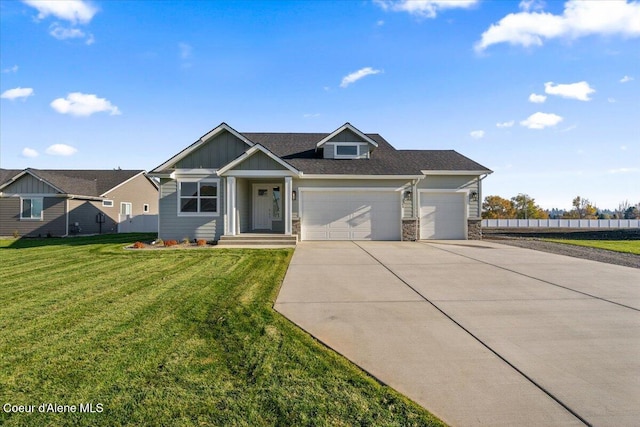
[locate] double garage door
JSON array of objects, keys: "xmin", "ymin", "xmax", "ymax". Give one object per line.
[
  {"xmin": 301, "ymin": 190, "xmax": 401, "ymax": 241},
  {"xmin": 419, "ymin": 192, "xmax": 466, "ymax": 240}
]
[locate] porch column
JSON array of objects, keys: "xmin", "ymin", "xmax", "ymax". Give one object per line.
[
  {"xmin": 284, "ymin": 176, "xmax": 292, "ymax": 235},
  {"xmin": 226, "ymin": 176, "xmax": 236, "ymax": 235}
]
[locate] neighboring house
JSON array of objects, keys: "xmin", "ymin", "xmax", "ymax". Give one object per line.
[
  {"xmin": 150, "ymin": 122, "xmax": 492, "ymax": 242},
  {"xmin": 0, "ymin": 169, "xmax": 159, "ymax": 237}
]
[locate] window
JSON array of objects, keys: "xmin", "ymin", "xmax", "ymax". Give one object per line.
[
  {"xmin": 102, "ymin": 200, "xmax": 114, "ymax": 207},
  {"xmin": 21, "ymin": 198, "xmax": 43, "ymax": 220},
  {"xmin": 272, "ymin": 186, "xmax": 281, "ymax": 220},
  {"xmin": 143, "ymin": 204, "xmax": 150, "ymax": 213},
  {"xmin": 334, "ymin": 143, "xmax": 367, "ymax": 159},
  {"xmin": 120, "ymin": 202, "xmax": 132, "ymax": 216},
  {"xmin": 336, "ymin": 145, "xmax": 358, "ymax": 156},
  {"xmin": 179, "ymin": 180, "xmax": 219, "ymax": 215}
]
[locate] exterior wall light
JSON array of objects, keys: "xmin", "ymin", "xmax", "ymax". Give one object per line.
[
  {"xmin": 469, "ymin": 191, "xmax": 479, "ymax": 202},
  {"xmin": 292, "ymin": 190, "xmax": 297, "ymax": 201}
]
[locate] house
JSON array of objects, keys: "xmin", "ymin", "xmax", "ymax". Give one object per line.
[
  {"xmin": 150, "ymin": 122, "xmax": 492, "ymax": 242},
  {"xmin": 0, "ymin": 169, "xmax": 159, "ymax": 237}
]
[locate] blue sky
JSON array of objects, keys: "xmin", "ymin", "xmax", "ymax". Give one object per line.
[{"xmin": 1, "ymin": 0, "xmax": 638, "ymax": 210}]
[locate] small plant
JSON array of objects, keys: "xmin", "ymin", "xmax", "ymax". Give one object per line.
[
  {"xmin": 164, "ymin": 240, "xmax": 178, "ymax": 247},
  {"xmin": 182, "ymin": 237, "xmax": 190, "ymax": 245},
  {"xmin": 132, "ymin": 242, "xmax": 145, "ymax": 249},
  {"xmin": 12, "ymin": 230, "xmax": 19, "ymax": 239},
  {"xmin": 155, "ymin": 238, "xmax": 164, "ymax": 246},
  {"xmin": 197, "ymin": 239, "xmax": 207, "ymax": 246}
]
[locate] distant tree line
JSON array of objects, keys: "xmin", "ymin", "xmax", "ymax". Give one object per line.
[{"xmin": 482, "ymin": 194, "xmax": 640, "ymax": 220}]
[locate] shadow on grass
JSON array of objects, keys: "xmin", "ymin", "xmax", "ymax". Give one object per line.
[{"xmin": 2, "ymin": 233, "xmax": 157, "ymax": 249}]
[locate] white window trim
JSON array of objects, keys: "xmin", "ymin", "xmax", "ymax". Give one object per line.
[
  {"xmin": 333, "ymin": 142, "xmax": 369, "ymax": 159},
  {"xmin": 102, "ymin": 200, "xmax": 114, "ymax": 207},
  {"xmin": 177, "ymin": 178, "xmax": 220, "ymax": 217},
  {"xmin": 143, "ymin": 203, "xmax": 150, "ymax": 213},
  {"xmin": 120, "ymin": 202, "xmax": 132, "ymax": 216},
  {"xmin": 20, "ymin": 197, "xmax": 44, "ymax": 221}
]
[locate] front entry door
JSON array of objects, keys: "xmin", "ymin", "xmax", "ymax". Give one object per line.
[{"xmin": 253, "ymin": 184, "xmax": 279, "ymax": 230}]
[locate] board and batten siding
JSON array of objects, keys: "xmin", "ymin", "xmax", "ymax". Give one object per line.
[
  {"xmin": 158, "ymin": 178, "xmax": 224, "ymax": 241},
  {"xmin": 417, "ymin": 175, "xmax": 480, "ymax": 218},
  {"xmin": 2, "ymin": 174, "xmax": 59, "ymax": 194},
  {"xmin": 176, "ymin": 131, "xmax": 249, "ymax": 169},
  {"xmin": 328, "ymin": 129, "xmax": 366, "ymax": 143},
  {"xmin": 0, "ymin": 197, "xmax": 66, "ymax": 237},
  {"xmin": 233, "ymin": 151, "xmax": 288, "ymax": 171}
]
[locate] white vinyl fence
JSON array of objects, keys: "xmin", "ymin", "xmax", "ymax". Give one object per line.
[
  {"xmin": 482, "ymin": 219, "xmax": 640, "ymax": 229},
  {"xmin": 118, "ymin": 214, "xmax": 158, "ymax": 233}
]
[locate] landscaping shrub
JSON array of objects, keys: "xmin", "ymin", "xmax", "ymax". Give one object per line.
[
  {"xmin": 132, "ymin": 242, "xmax": 145, "ymax": 249},
  {"xmin": 197, "ymin": 239, "xmax": 207, "ymax": 246},
  {"xmin": 164, "ymin": 239, "xmax": 178, "ymax": 247}
]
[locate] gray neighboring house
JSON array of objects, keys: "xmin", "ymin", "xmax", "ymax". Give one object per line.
[
  {"xmin": 0, "ymin": 169, "xmax": 159, "ymax": 237},
  {"xmin": 150, "ymin": 122, "xmax": 492, "ymax": 242}
]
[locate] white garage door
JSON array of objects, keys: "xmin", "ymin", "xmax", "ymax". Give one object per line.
[
  {"xmin": 301, "ymin": 190, "xmax": 401, "ymax": 240},
  {"xmin": 420, "ymin": 192, "xmax": 466, "ymax": 239}
]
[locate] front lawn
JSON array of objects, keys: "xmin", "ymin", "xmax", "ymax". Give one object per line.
[
  {"xmin": 0, "ymin": 234, "xmax": 444, "ymax": 426},
  {"xmin": 543, "ymin": 238, "xmax": 640, "ymax": 255}
]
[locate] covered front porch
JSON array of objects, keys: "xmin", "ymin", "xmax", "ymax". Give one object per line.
[{"xmin": 223, "ymin": 175, "xmax": 294, "ymax": 237}]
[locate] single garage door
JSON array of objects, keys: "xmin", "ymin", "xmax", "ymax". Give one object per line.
[
  {"xmin": 301, "ymin": 190, "xmax": 401, "ymax": 240},
  {"xmin": 420, "ymin": 192, "xmax": 466, "ymax": 239}
]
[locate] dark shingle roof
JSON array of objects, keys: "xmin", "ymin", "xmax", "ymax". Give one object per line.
[
  {"xmin": 0, "ymin": 169, "xmax": 145, "ymax": 197},
  {"xmin": 240, "ymin": 132, "xmax": 491, "ymax": 175}
]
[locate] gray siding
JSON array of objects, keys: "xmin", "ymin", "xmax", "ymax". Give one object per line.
[
  {"xmin": 0, "ymin": 197, "xmax": 66, "ymax": 237},
  {"xmin": 328, "ymin": 129, "xmax": 366, "ymax": 143},
  {"xmin": 3, "ymin": 174, "xmax": 58, "ymax": 194},
  {"xmin": 68, "ymin": 200, "xmax": 118, "ymax": 234},
  {"xmin": 104, "ymin": 174, "xmax": 158, "ymax": 217},
  {"xmin": 234, "ymin": 151, "xmax": 287, "ymax": 170},
  {"xmin": 176, "ymin": 131, "xmax": 248, "ymax": 169},
  {"xmin": 237, "ymin": 178, "xmax": 250, "ymax": 232},
  {"xmin": 418, "ymin": 175, "xmax": 480, "ymax": 218},
  {"xmin": 158, "ymin": 178, "xmax": 224, "ymax": 241}
]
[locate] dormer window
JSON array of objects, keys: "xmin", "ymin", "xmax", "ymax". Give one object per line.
[{"xmin": 334, "ymin": 143, "xmax": 368, "ymax": 159}]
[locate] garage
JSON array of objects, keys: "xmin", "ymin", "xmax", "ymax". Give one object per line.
[
  {"xmin": 420, "ymin": 192, "xmax": 466, "ymax": 239},
  {"xmin": 301, "ymin": 190, "xmax": 401, "ymax": 240}
]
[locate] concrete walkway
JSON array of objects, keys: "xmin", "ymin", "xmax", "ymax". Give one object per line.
[{"xmin": 274, "ymin": 241, "xmax": 640, "ymax": 427}]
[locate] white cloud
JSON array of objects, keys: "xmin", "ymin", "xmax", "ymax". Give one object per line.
[
  {"xmin": 608, "ymin": 97, "xmax": 616, "ymax": 103},
  {"xmin": 544, "ymin": 81, "xmax": 595, "ymax": 101},
  {"xmin": 22, "ymin": 0, "xmax": 98, "ymax": 25},
  {"xmin": 22, "ymin": 147, "xmax": 39, "ymax": 158},
  {"xmin": 519, "ymin": 0, "xmax": 545, "ymax": 12},
  {"xmin": 50, "ymin": 23, "xmax": 86, "ymax": 40},
  {"xmin": 520, "ymin": 112, "xmax": 563, "ymax": 129},
  {"xmin": 470, "ymin": 130, "xmax": 485, "ymax": 139},
  {"xmin": 46, "ymin": 144, "xmax": 78, "ymax": 156},
  {"xmin": 608, "ymin": 167, "xmax": 639, "ymax": 174},
  {"xmin": 50, "ymin": 92, "xmax": 121, "ymax": 116},
  {"xmin": 620, "ymin": 145, "xmax": 627, "ymax": 151},
  {"xmin": 620, "ymin": 75, "xmax": 634, "ymax": 83},
  {"xmin": 496, "ymin": 120, "xmax": 515, "ymax": 128},
  {"xmin": 1, "ymin": 87, "xmax": 34, "ymax": 100},
  {"xmin": 528, "ymin": 93, "xmax": 547, "ymax": 103},
  {"xmin": 179, "ymin": 42, "xmax": 192, "ymax": 59},
  {"xmin": 340, "ymin": 67, "xmax": 382, "ymax": 88},
  {"xmin": 475, "ymin": 0, "xmax": 640, "ymax": 52},
  {"xmin": 303, "ymin": 113, "xmax": 321, "ymax": 118},
  {"xmin": 376, "ymin": 20, "xmax": 385, "ymax": 26},
  {"xmin": 373, "ymin": 0, "xmax": 478, "ymax": 18},
  {"xmin": 2, "ymin": 65, "xmax": 19, "ymax": 73}
]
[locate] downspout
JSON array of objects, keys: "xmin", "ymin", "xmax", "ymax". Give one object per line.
[
  {"xmin": 477, "ymin": 173, "xmax": 491, "ymax": 218},
  {"xmin": 63, "ymin": 198, "xmax": 70, "ymax": 237}
]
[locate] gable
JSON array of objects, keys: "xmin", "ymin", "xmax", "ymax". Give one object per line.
[
  {"xmin": 2, "ymin": 173, "xmax": 60, "ymax": 194},
  {"xmin": 175, "ymin": 130, "xmax": 249, "ymax": 169},
  {"xmin": 328, "ymin": 128, "xmax": 367, "ymax": 143},
  {"xmin": 231, "ymin": 150, "xmax": 288, "ymax": 171}
]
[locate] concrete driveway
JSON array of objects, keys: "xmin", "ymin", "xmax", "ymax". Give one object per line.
[{"xmin": 274, "ymin": 241, "xmax": 640, "ymax": 427}]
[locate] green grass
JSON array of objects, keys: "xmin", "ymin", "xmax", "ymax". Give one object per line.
[
  {"xmin": 1, "ymin": 234, "xmax": 444, "ymax": 427},
  {"xmin": 543, "ymin": 238, "xmax": 640, "ymax": 255}
]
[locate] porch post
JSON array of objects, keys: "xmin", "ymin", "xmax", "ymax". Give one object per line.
[
  {"xmin": 226, "ymin": 176, "xmax": 236, "ymax": 235},
  {"xmin": 284, "ymin": 176, "xmax": 292, "ymax": 235}
]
